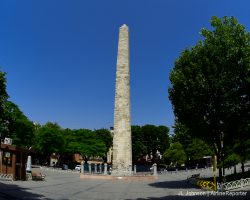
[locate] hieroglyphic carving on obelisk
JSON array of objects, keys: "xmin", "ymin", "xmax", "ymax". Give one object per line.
[{"xmin": 112, "ymin": 24, "xmax": 132, "ymax": 176}]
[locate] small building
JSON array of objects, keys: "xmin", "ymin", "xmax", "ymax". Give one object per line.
[
  {"xmin": 72, "ymin": 153, "xmax": 83, "ymax": 163},
  {"xmin": 50, "ymin": 153, "xmax": 59, "ymax": 166},
  {"xmin": 0, "ymin": 142, "xmax": 29, "ymax": 180}
]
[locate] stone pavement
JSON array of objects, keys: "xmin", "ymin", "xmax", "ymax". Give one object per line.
[{"xmin": 0, "ymin": 167, "xmax": 249, "ymax": 200}]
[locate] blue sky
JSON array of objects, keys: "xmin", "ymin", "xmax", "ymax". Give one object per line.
[{"xmin": 0, "ymin": 0, "xmax": 250, "ymax": 131}]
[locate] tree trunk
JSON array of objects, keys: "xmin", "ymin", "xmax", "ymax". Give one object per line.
[
  {"xmin": 217, "ymin": 153, "xmax": 223, "ymax": 182},
  {"xmin": 234, "ymin": 165, "xmax": 237, "ymax": 174},
  {"xmin": 223, "ymin": 162, "xmax": 225, "ymax": 176},
  {"xmin": 83, "ymin": 156, "xmax": 89, "ymax": 164},
  {"xmin": 241, "ymin": 162, "xmax": 245, "ymax": 173},
  {"xmin": 218, "ymin": 167, "xmax": 223, "ymax": 182}
]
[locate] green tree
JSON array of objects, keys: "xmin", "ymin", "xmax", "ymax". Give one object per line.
[
  {"xmin": 169, "ymin": 16, "xmax": 250, "ymax": 179},
  {"xmin": 60, "ymin": 128, "xmax": 75, "ymax": 163},
  {"xmin": 163, "ymin": 142, "xmax": 187, "ymax": 166},
  {"xmin": 0, "ymin": 70, "xmax": 9, "ymax": 136},
  {"xmin": 94, "ymin": 128, "xmax": 113, "ymax": 152},
  {"xmin": 61, "ymin": 128, "xmax": 74, "ymax": 153},
  {"xmin": 157, "ymin": 125, "xmax": 171, "ymax": 153},
  {"xmin": 94, "ymin": 128, "xmax": 113, "ymax": 162},
  {"xmin": 233, "ymin": 139, "xmax": 250, "ymax": 173},
  {"xmin": 131, "ymin": 125, "xmax": 147, "ymax": 163},
  {"xmin": 0, "ymin": 70, "xmax": 34, "ymax": 147},
  {"xmin": 141, "ymin": 125, "xmax": 170, "ymax": 161},
  {"xmin": 224, "ymin": 153, "xmax": 240, "ymax": 174},
  {"xmin": 171, "ymin": 121, "xmax": 192, "ymax": 150},
  {"xmin": 34, "ymin": 122, "xmax": 65, "ymax": 163},
  {"xmin": 4, "ymin": 101, "xmax": 34, "ymax": 147},
  {"xmin": 186, "ymin": 138, "xmax": 213, "ymax": 162},
  {"xmin": 67, "ymin": 129, "xmax": 106, "ymax": 163}
]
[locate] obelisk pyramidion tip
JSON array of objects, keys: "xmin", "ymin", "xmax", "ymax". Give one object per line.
[{"xmin": 121, "ymin": 24, "xmax": 128, "ymax": 28}]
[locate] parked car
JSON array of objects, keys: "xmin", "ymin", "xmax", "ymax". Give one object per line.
[{"xmin": 75, "ymin": 165, "xmax": 81, "ymax": 171}]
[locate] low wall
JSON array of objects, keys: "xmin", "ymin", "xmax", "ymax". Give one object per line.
[{"xmin": 80, "ymin": 174, "xmax": 158, "ymax": 181}]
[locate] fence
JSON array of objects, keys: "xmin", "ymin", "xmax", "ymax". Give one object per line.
[
  {"xmin": 81, "ymin": 163, "xmax": 108, "ymax": 174},
  {"xmin": 41, "ymin": 166, "xmax": 80, "ymax": 174},
  {"xmin": 41, "ymin": 163, "xmax": 158, "ymax": 176},
  {"xmin": 0, "ymin": 173, "xmax": 13, "ymax": 181},
  {"xmin": 80, "ymin": 163, "xmax": 157, "ymax": 175},
  {"xmin": 217, "ymin": 178, "xmax": 250, "ymax": 191}
]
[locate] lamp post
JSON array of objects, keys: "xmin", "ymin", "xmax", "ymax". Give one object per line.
[
  {"xmin": 213, "ymin": 155, "xmax": 217, "ymax": 191},
  {"xmin": 220, "ymin": 133, "xmax": 225, "ymax": 177}
]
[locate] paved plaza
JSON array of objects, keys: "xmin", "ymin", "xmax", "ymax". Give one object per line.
[{"xmin": 0, "ymin": 167, "xmax": 250, "ymax": 200}]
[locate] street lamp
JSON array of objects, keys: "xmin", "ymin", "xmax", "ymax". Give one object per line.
[{"xmin": 220, "ymin": 132, "xmax": 225, "ymax": 177}]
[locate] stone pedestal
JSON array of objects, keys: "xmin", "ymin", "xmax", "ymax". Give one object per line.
[
  {"xmin": 104, "ymin": 163, "xmax": 107, "ymax": 175},
  {"xmin": 94, "ymin": 164, "xmax": 97, "ymax": 173},
  {"xmin": 153, "ymin": 163, "xmax": 157, "ymax": 176},
  {"xmin": 88, "ymin": 163, "xmax": 91, "ymax": 174},
  {"xmin": 81, "ymin": 161, "xmax": 84, "ymax": 174}
]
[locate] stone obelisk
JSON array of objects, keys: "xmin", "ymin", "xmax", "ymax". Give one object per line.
[{"xmin": 112, "ymin": 24, "xmax": 132, "ymax": 176}]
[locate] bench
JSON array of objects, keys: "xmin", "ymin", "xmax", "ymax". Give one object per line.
[
  {"xmin": 31, "ymin": 172, "xmax": 46, "ymax": 181},
  {"xmin": 187, "ymin": 173, "xmax": 200, "ymax": 183}
]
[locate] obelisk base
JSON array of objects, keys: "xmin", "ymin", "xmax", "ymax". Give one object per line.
[{"xmin": 111, "ymin": 171, "xmax": 133, "ymax": 176}]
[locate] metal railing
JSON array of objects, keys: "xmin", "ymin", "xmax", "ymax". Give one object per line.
[
  {"xmin": 217, "ymin": 178, "xmax": 250, "ymax": 191},
  {"xmin": 0, "ymin": 173, "xmax": 13, "ymax": 181},
  {"xmin": 41, "ymin": 166, "xmax": 80, "ymax": 173}
]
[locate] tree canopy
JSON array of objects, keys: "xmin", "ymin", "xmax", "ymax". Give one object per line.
[
  {"xmin": 132, "ymin": 125, "xmax": 147, "ymax": 163},
  {"xmin": 94, "ymin": 128, "xmax": 113, "ymax": 152},
  {"xmin": 169, "ymin": 16, "xmax": 250, "ymax": 178},
  {"xmin": 67, "ymin": 129, "xmax": 106, "ymax": 163},
  {"xmin": 186, "ymin": 138, "xmax": 213, "ymax": 162},
  {"xmin": 5, "ymin": 101, "xmax": 34, "ymax": 147},
  {"xmin": 171, "ymin": 121, "xmax": 192, "ymax": 150},
  {"xmin": 163, "ymin": 142, "xmax": 186, "ymax": 166},
  {"xmin": 0, "ymin": 70, "xmax": 9, "ymax": 136},
  {"xmin": 34, "ymin": 122, "xmax": 65, "ymax": 156},
  {"xmin": 131, "ymin": 125, "xmax": 170, "ymax": 163},
  {"xmin": 171, "ymin": 121, "xmax": 212, "ymax": 166},
  {"xmin": 0, "ymin": 70, "xmax": 34, "ymax": 147}
]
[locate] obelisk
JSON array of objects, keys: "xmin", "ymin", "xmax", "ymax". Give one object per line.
[{"xmin": 112, "ymin": 24, "xmax": 132, "ymax": 176}]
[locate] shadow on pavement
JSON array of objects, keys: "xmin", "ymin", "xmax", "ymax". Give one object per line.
[
  {"xmin": 148, "ymin": 179, "xmax": 196, "ymax": 189},
  {"xmin": 0, "ymin": 182, "xmax": 52, "ymax": 200}
]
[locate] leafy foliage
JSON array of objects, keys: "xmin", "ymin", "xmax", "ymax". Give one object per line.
[
  {"xmin": 141, "ymin": 125, "xmax": 170, "ymax": 158},
  {"xmin": 168, "ymin": 16, "xmax": 250, "ymax": 174},
  {"xmin": 94, "ymin": 128, "xmax": 113, "ymax": 152},
  {"xmin": 224, "ymin": 153, "xmax": 241, "ymax": 169},
  {"xmin": 186, "ymin": 138, "xmax": 213, "ymax": 161},
  {"xmin": 171, "ymin": 121, "xmax": 192, "ymax": 150},
  {"xmin": 163, "ymin": 142, "xmax": 187, "ymax": 166},
  {"xmin": 0, "ymin": 70, "xmax": 9, "ymax": 136},
  {"xmin": 0, "ymin": 70, "xmax": 34, "ymax": 147},
  {"xmin": 33, "ymin": 125, "xmax": 111, "ymax": 164},
  {"xmin": 132, "ymin": 125, "xmax": 147, "ymax": 162},
  {"xmin": 67, "ymin": 129, "xmax": 106, "ymax": 162},
  {"xmin": 233, "ymin": 139, "xmax": 250, "ymax": 165},
  {"xmin": 34, "ymin": 122, "xmax": 65, "ymax": 155},
  {"xmin": 4, "ymin": 101, "xmax": 34, "ymax": 147},
  {"xmin": 131, "ymin": 125, "xmax": 170, "ymax": 163}
]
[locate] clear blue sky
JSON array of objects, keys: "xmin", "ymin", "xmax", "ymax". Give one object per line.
[{"xmin": 0, "ymin": 0, "xmax": 250, "ymax": 131}]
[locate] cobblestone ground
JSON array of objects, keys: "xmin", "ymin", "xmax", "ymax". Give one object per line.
[{"xmin": 0, "ymin": 167, "xmax": 249, "ymax": 200}]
